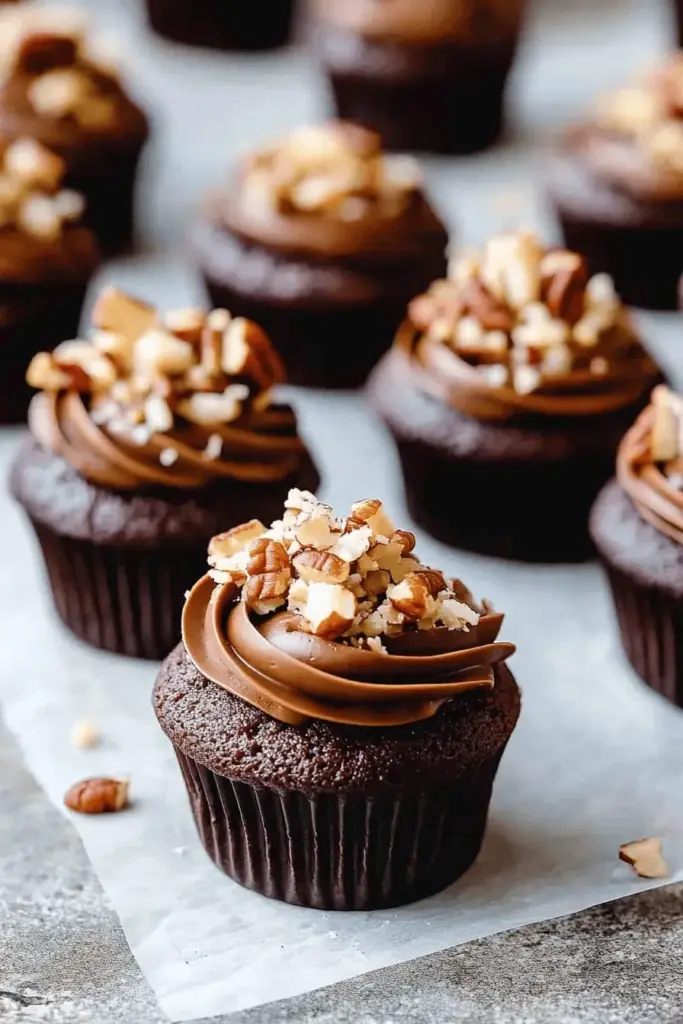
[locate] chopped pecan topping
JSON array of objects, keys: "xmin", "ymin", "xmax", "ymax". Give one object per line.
[
  {"xmin": 410, "ymin": 231, "xmax": 633, "ymax": 396},
  {"xmin": 203, "ymin": 491, "xmax": 484, "ymax": 649}
]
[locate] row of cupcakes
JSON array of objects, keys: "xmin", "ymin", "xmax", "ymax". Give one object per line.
[{"xmin": 11, "ymin": 233, "xmax": 683, "ymax": 711}]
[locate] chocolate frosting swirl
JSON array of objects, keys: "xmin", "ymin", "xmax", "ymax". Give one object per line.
[
  {"xmin": 217, "ymin": 185, "xmax": 447, "ymax": 263},
  {"xmin": 565, "ymin": 124, "xmax": 683, "ymax": 205},
  {"xmin": 617, "ymin": 404, "xmax": 683, "ymax": 545},
  {"xmin": 392, "ymin": 321, "xmax": 658, "ymax": 422},
  {"xmin": 29, "ymin": 391, "xmax": 308, "ymax": 491},
  {"xmin": 182, "ymin": 575, "xmax": 515, "ymax": 727}
]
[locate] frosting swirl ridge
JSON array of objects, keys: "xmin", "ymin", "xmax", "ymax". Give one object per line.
[
  {"xmin": 183, "ymin": 576, "xmax": 513, "ymax": 727},
  {"xmin": 617, "ymin": 387, "xmax": 683, "ymax": 545}
]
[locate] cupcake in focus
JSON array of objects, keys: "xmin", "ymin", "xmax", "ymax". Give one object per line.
[
  {"xmin": 591, "ymin": 386, "xmax": 683, "ymax": 707},
  {"xmin": 0, "ymin": 136, "xmax": 98, "ymax": 422},
  {"xmin": 11, "ymin": 289, "xmax": 319, "ymax": 659},
  {"xmin": 0, "ymin": 5, "xmax": 149, "ymax": 253},
  {"xmin": 368, "ymin": 231, "xmax": 662, "ymax": 562},
  {"xmin": 154, "ymin": 491, "xmax": 519, "ymax": 910},
  {"xmin": 311, "ymin": 0, "xmax": 528, "ymax": 154},
  {"xmin": 548, "ymin": 53, "xmax": 683, "ymax": 309},
  {"xmin": 193, "ymin": 121, "xmax": 448, "ymax": 388},
  {"xmin": 145, "ymin": 0, "xmax": 296, "ymax": 51}
]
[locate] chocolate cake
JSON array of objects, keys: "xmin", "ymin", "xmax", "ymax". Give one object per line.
[
  {"xmin": 591, "ymin": 386, "xmax": 683, "ymax": 707},
  {"xmin": 0, "ymin": 7, "xmax": 149, "ymax": 253},
  {"xmin": 0, "ymin": 137, "xmax": 98, "ymax": 423},
  {"xmin": 367, "ymin": 230, "xmax": 662, "ymax": 562},
  {"xmin": 548, "ymin": 53, "xmax": 683, "ymax": 309},
  {"xmin": 310, "ymin": 0, "xmax": 528, "ymax": 154},
  {"xmin": 11, "ymin": 289, "xmax": 319, "ymax": 659},
  {"xmin": 193, "ymin": 121, "xmax": 448, "ymax": 389},
  {"xmin": 154, "ymin": 491, "xmax": 520, "ymax": 909}
]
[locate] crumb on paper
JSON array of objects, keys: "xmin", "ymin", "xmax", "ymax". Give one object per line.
[
  {"xmin": 619, "ymin": 837, "xmax": 669, "ymax": 879},
  {"xmin": 70, "ymin": 719, "xmax": 100, "ymax": 749}
]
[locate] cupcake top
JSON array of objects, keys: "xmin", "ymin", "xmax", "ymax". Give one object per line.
[
  {"xmin": 182, "ymin": 490, "xmax": 515, "ymax": 726},
  {"xmin": 395, "ymin": 230, "xmax": 659, "ymax": 420},
  {"xmin": 313, "ymin": 0, "xmax": 525, "ymax": 45},
  {"xmin": 26, "ymin": 288, "xmax": 310, "ymax": 491},
  {"xmin": 0, "ymin": 4, "xmax": 148, "ymax": 149},
  {"xmin": 0, "ymin": 134, "xmax": 97, "ymax": 280},
  {"xmin": 617, "ymin": 386, "xmax": 683, "ymax": 544},
  {"xmin": 565, "ymin": 53, "xmax": 683, "ymax": 204},
  {"xmin": 211, "ymin": 121, "xmax": 447, "ymax": 261}
]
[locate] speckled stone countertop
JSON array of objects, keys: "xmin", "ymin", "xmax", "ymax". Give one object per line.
[{"xmin": 3, "ymin": 0, "xmax": 683, "ymax": 1021}]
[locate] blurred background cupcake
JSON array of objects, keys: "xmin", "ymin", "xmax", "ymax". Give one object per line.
[
  {"xmin": 0, "ymin": 136, "xmax": 98, "ymax": 423},
  {"xmin": 145, "ymin": 0, "xmax": 297, "ymax": 51},
  {"xmin": 310, "ymin": 0, "xmax": 528, "ymax": 154},
  {"xmin": 368, "ymin": 230, "xmax": 662, "ymax": 562},
  {"xmin": 155, "ymin": 492, "xmax": 519, "ymax": 909},
  {"xmin": 0, "ymin": 4, "xmax": 150, "ymax": 253},
  {"xmin": 193, "ymin": 121, "xmax": 448, "ymax": 388},
  {"xmin": 548, "ymin": 52, "xmax": 683, "ymax": 310},
  {"xmin": 591, "ymin": 386, "xmax": 683, "ymax": 708},
  {"xmin": 11, "ymin": 288, "xmax": 319, "ymax": 659}
]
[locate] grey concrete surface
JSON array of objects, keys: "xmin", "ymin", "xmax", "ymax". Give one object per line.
[{"xmin": 2, "ymin": 710, "xmax": 683, "ymax": 1024}]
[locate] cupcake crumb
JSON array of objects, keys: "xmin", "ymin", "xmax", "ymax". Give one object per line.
[
  {"xmin": 619, "ymin": 838, "xmax": 669, "ymax": 879},
  {"xmin": 70, "ymin": 719, "xmax": 100, "ymax": 749}
]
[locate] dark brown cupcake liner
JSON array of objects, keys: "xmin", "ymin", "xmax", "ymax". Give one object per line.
[
  {"xmin": 328, "ymin": 63, "xmax": 512, "ymax": 156},
  {"xmin": 603, "ymin": 562, "xmax": 683, "ymax": 707},
  {"xmin": 557, "ymin": 212, "xmax": 682, "ymax": 311},
  {"xmin": 30, "ymin": 520, "xmax": 207, "ymax": 659},
  {"xmin": 65, "ymin": 144, "xmax": 145, "ymax": 254},
  {"xmin": 395, "ymin": 438, "xmax": 617, "ymax": 563},
  {"xmin": 174, "ymin": 745, "xmax": 503, "ymax": 910},
  {"xmin": 145, "ymin": 0, "xmax": 295, "ymax": 51},
  {"xmin": 0, "ymin": 281, "xmax": 89, "ymax": 425},
  {"xmin": 202, "ymin": 275, "xmax": 411, "ymax": 389}
]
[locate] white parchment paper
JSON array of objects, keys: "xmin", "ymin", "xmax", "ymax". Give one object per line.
[
  {"xmin": 3, "ymin": 381, "xmax": 683, "ymax": 1020},
  {"xmin": 3, "ymin": 0, "xmax": 683, "ymax": 1019}
]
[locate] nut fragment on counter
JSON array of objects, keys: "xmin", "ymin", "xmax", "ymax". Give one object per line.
[
  {"xmin": 203, "ymin": 490, "xmax": 487, "ymax": 648},
  {"xmin": 409, "ymin": 230, "xmax": 637, "ymax": 396},
  {"xmin": 70, "ymin": 719, "xmax": 100, "ymax": 749},
  {"xmin": 619, "ymin": 838, "xmax": 669, "ymax": 879},
  {"xmin": 64, "ymin": 776, "xmax": 129, "ymax": 814}
]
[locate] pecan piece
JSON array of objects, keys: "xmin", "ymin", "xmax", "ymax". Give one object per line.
[
  {"xmin": 244, "ymin": 537, "xmax": 291, "ymax": 612},
  {"xmin": 64, "ymin": 777, "xmax": 129, "ymax": 814},
  {"xmin": 292, "ymin": 548, "xmax": 350, "ymax": 585},
  {"xmin": 302, "ymin": 581, "xmax": 357, "ymax": 638},
  {"xmin": 461, "ymin": 277, "xmax": 514, "ymax": 333},
  {"xmin": 619, "ymin": 838, "xmax": 669, "ymax": 879},
  {"xmin": 222, "ymin": 317, "xmax": 285, "ymax": 390},
  {"xmin": 540, "ymin": 251, "xmax": 588, "ymax": 325}
]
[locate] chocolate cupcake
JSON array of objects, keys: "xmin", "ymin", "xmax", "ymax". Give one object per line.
[
  {"xmin": 194, "ymin": 121, "xmax": 448, "ymax": 388},
  {"xmin": 310, "ymin": 0, "xmax": 527, "ymax": 154},
  {"xmin": 367, "ymin": 231, "xmax": 662, "ymax": 562},
  {"xmin": 145, "ymin": 0, "xmax": 296, "ymax": 51},
  {"xmin": 591, "ymin": 386, "xmax": 683, "ymax": 707},
  {"xmin": 548, "ymin": 54, "xmax": 683, "ymax": 310},
  {"xmin": 675, "ymin": 2, "xmax": 683, "ymax": 46},
  {"xmin": 11, "ymin": 289, "xmax": 319, "ymax": 659},
  {"xmin": 154, "ymin": 491, "xmax": 519, "ymax": 910},
  {"xmin": 0, "ymin": 136, "xmax": 98, "ymax": 423},
  {"xmin": 0, "ymin": 7, "xmax": 149, "ymax": 253}
]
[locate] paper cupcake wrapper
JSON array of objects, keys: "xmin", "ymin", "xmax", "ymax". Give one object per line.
[
  {"xmin": 604, "ymin": 563, "xmax": 683, "ymax": 707},
  {"xmin": 31, "ymin": 521, "xmax": 206, "ymax": 660},
  {"xmin": 145, "ymin": 0, "xmax": 295, "ymax": 50},
  {"xmin": 174, "ymin": 746, "xmax": 504, "ymax": 911}
]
